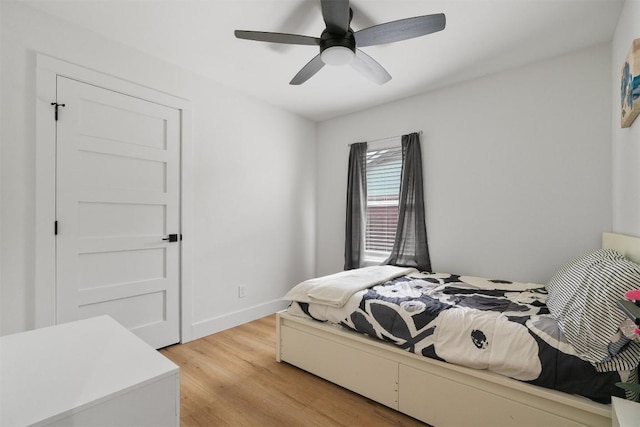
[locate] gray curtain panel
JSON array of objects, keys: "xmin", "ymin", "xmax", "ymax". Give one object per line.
[
  {"xmin": 344, "ymin": 142, "xmax": 368, "ymax": 270},
  {"xmin": 384, "ymin": 133, "xmax": 431, "ymax": 272}
]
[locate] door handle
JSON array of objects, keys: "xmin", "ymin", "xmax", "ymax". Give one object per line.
[{"xmin": 163, "ymin": 234, "xmax": 180, "ymax": 242}]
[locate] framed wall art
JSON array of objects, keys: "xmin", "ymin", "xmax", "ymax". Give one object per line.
[{"xmin": 621, "ymin": 38, "xmax": 640, "ymax": 128}]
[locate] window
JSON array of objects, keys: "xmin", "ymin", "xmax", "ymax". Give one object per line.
[{"xmin": 365, "ymin": 141, "xmax": 402, "ymax": 261}]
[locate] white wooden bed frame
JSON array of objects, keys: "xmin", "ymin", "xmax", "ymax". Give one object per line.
[{"xmin": 276, "ymin": 232, "xmax": 640, "ymax": 427}]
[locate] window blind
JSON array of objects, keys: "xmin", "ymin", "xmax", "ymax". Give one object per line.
[{"xmin": 365, "ymin": 144, "xmax": 402, "ymax": 253}]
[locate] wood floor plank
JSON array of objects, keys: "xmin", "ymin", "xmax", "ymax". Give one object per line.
[{"xmin": 160, "ymin": 314, "xmax": 427, "ymax": 426}]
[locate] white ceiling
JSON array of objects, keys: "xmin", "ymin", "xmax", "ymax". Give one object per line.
[{"xmin": 22, "ymin": 0, "xmax": 623, "ymax": 122}]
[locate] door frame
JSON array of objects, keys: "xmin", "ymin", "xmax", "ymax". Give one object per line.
[{"xmin": 35, "ymin": 54, "xmax": 194, "ymax": 343}]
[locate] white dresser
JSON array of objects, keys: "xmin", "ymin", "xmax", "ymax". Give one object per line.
[
  {"xmin": 612, "ymin": 396, "xmax": 640, "ymax": 427},
  {"xmin": 0, "ymin": 315, "xmax": 179, "ymax": 426}
]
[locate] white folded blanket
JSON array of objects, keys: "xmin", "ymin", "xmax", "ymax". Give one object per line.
[{"xmin": 284, "ymin": 265, "xmax": 417, "ymax": 308}]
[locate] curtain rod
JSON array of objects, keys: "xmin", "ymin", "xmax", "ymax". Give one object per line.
[{"xmin": 349, "ymin": 131, "xmax": 422, "ymax": 146}]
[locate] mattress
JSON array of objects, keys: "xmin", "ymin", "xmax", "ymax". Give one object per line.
[{"xmin": 286, "ymin": 271, "xmax": 633, "ymax": 403}]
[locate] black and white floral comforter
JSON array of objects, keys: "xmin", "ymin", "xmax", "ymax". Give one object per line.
[{"xmin": 287, "ymin": 271, "xmax": 632, "ymax": 403}]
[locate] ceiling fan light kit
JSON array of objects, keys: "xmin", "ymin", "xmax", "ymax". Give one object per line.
[
  {"xmin": 319, "ymin": 29, "xmax": 356, "ymax": 65},
  {"xmin": 235, "ymin": 0, "xmax": 445, "ymax": 85},
  {"xmin": 321, "ymin": 46, "xmax": 355, "ymax": 66}
]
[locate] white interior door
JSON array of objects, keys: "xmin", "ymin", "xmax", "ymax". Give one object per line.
[{"xmin": 55, "ymin": 76, "xmax": 181, "ymax": 349}]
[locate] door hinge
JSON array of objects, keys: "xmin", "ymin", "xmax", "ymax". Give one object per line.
[
  {"xmin": 54, "ymin": 220, "xmax": 58, "ymax": 235},
  {"xmin": 50, "ymin": 102, "xmax": 66, "ymax": 121}
]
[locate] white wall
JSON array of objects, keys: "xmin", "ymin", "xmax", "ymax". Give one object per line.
[
  {"xmin": 0, "ymin": 1, "xmax": 3, "ymax": 328},
  {"xmin": 0, "ymin": 1, "xmax": 316, "ymax": 338},
  {"xmin": 316, "ymin": 44, "xmax": 612, "ymax": 284},
  {"xmin": 611, "ymin": 0, "xmax": 640, "ymax": 237}
]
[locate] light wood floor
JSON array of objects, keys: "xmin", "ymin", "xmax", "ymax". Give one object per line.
[{"xmin": 160, "ymin": 314, "xmax": 428, "ymax": 426}]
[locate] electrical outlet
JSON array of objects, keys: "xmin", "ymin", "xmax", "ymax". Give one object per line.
[{"xmin": 238, "ymin": 286, "xmax": 246, "ymax": 298}]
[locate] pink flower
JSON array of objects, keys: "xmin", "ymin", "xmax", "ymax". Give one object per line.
[{"xmin": 624, "ymin": 289, "xmax": 640, "ymax": 301}]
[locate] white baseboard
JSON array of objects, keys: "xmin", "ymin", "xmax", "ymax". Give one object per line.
[{"xmin": 188, "ymin": 299, "xmax": 289, "ymax": 342}]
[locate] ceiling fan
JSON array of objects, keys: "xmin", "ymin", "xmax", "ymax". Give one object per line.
[{"xmin": 234, "ymin": 0, "xmax": 445, "ymax": 85}]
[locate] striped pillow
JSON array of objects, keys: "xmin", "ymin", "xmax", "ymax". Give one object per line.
[{"xmin": 546, "ymin": 249, "xmax": 640, "ymax": 366}]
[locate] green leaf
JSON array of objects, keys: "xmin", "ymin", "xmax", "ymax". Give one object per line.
[{"xmin": 615, "ymin": 382, "xmax": 640, "ymax": 392}]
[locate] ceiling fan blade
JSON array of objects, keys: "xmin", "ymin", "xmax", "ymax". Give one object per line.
[
  {"xmin": 234, "ymin": 30, "xmax": 320, "ymax": 46},
  {"xmin": 354, "ymin": 13, "xmax": 446, "ymax": 47},
  {"xmin": 321, "ymin": 0, "xmax": 350, "ymax": 35},
  {"xmin": 350, "ymin": 49, "xmax": 391, "ymax": 85},
  {"xmin": 269, "ymin": 1, "xmax": 321, "ymax": 52},
  {"xmin": 290, "ymin": 54, "xmax": 325, "ymax": 85}
]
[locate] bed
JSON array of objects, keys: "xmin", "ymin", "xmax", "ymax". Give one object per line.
[{"xmin": 276, "ymin": 232, "xmax": 640, "ymax": 426}]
